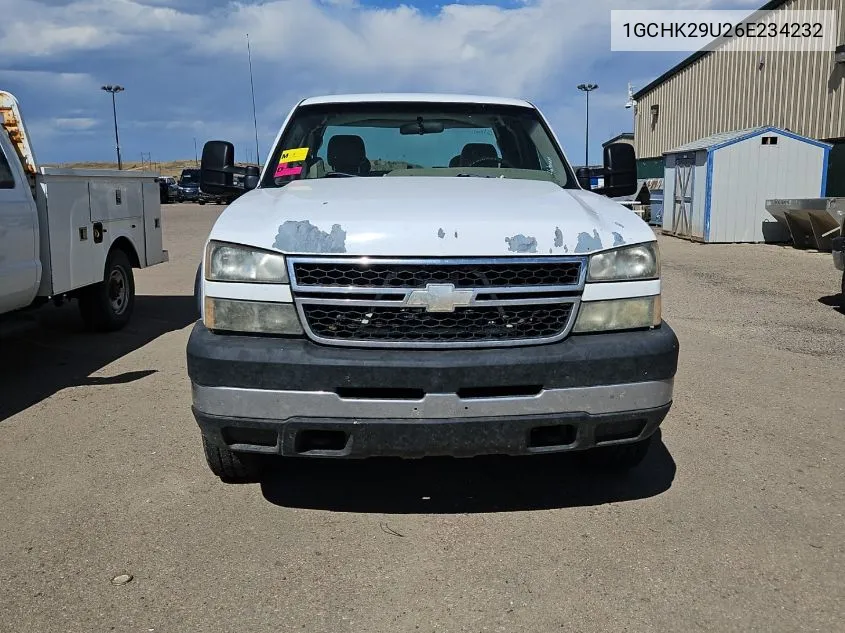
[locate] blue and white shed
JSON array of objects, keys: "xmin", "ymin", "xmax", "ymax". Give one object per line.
[{"xmin": 661, "ymin": 126, "xmax": 831, "ymax": 243}]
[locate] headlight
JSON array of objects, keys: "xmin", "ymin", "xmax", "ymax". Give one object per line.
[
  {"xmin": 205, "ymin": 297, "xmax": 303, "ymax": 335},
  {"xmin": 205, "ymin": 241, "xmax": 288, "ymax": 283},
  {"xmin": 572, "ymin": 296, "xmax": 661, "ymax": 333},
  {"xmin": 587, "ymin": 242, "xmax": 659, "ymax": 282}
]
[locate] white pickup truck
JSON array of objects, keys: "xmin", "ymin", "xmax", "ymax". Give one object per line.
[
  {"xmin": 0, "ymin": 90, "xmax": 167, "ymax": 330},
  {"xmin": 188, "ymin": 93, "xmax": 679, "ymax": 483}
]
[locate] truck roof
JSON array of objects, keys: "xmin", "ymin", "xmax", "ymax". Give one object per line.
[{"xmin": 298, "ymin": 93, "xmax": 535, "ymax": 108}]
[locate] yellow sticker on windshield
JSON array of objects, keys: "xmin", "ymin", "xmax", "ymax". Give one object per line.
[{"xmin": 280, "ymin": 147, "xmax": 309, "ymax": 163}]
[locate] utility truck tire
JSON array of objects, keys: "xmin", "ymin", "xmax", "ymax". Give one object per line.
[
  {"xmin": 79, "ymin": 249, "xmax": 135, "ymax": 332},
  {"xmin": 583, "ymin": 435, "xmax": 652, "ymax": 472},
  {"xmin": 202, "ymin": 436, "xmax": 263, "ymax": 484}
]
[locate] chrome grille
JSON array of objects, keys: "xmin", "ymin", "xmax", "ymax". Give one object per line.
[
  {"xmin": 292, "ymin": 260, "xmax": 583, "ymax": 288},
  {"xmin": 288, "ymin": 257, "xmax": 586, "ymax": 349},
  {"xmin": 303, "ymin": 304, "xmax": 575, "ymax": 343}
]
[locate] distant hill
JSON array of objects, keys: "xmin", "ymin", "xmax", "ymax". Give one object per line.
[
  {"xmin": 45, "ymin": 158, "xmax": 418, "ymax": 177},
  {"xmin": 42, "ymin": 160, "xmax": 259, "ymax": 178},
  {"xmin": 371, "ymin": 159, "xmax": 424, "ymax": 172}
]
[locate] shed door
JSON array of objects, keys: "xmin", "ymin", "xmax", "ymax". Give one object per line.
[{"xmin": 671, "ymin": 156, "xmax": 696, "ymax": 238}]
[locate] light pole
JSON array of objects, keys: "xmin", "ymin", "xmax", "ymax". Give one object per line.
[
  {"xmin": 194, "ymin": 137, "xmax": 198, "ymax": 166},
  {"xmin": 577, "ymin": 83, "xmax": 598, "ymax": 168},
  {"xmin": 101, "ymin": 84, "xmax": 124, "ymax": 169}
]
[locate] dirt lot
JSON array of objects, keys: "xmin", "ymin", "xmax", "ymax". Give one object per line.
[{"xmin": 1, "ymin": 203, "xmax": 843, "ymax": 632}]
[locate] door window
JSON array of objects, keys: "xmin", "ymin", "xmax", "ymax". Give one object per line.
[{"xmin": 0, "ymin": 146, "xmax": 16, "ymax": 189}]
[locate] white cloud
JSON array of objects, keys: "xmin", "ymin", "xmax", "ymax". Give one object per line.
[
  {"xmin": 0, "ymin": 0, "xmax": 204, "ymax": 56},
  {"xmin": 1, "ymin": 0, "xmax": 762, "ymax": 97},
  {"xmin": 52, "ymin": 117, "xmax": 98, "ymax": 130},
  {"xmin": 1, "ymin": 0, "xmax": 763, "ymax": 161},
  {"xmin": 0, "ymin": 70, "xmax": 99, "ymax": 93}
]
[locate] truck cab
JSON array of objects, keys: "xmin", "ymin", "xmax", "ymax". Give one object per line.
[
  {"xmin": 0, "ymin": 113, "xmax": 39, "ymax": 315},
  {"xmin": 187, "ymin": 93, "xmax": 679, "ymax": 483}
]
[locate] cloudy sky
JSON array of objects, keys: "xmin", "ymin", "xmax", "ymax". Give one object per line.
[{"xmin": 1, "ymin": 0, "xmax": 761, "ymax": 166}]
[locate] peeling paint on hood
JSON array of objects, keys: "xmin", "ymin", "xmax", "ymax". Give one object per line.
[
  {"xmin": 505, "ymin": 234, "xmax": 538, "ymax": 253},
  {"xmin": 208, "ymin": 177, "xmax": 655, "ymax": 257},
  {"xmin": 575, "ymin": 230, "xmax": 603, "ymax": 253},
  {"xmin": 273, "ymin": 220, "xmax": 347, "ymax": 253}
]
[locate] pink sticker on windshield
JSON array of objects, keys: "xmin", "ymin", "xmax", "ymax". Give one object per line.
[{"xmin": 274, "ymin": 163, "xmax": 303, "ymax": 177}]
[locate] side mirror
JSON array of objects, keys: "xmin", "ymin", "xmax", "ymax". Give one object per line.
[
  {"xmin": 244, "ymin": 165, "xmax": 259, "ymax": 191},
  {"xmin": 575, "ymin": 167, "xmax": 592, "ymax": 190},
  {"xmin": 200, "ymin": 140, "xmax": 249, "ymax": 195},
  {"xmin": 599, "ymin": 143, "xmax": 637, "ymax": 197}
]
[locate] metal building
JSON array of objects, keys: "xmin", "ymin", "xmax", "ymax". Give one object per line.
[
  {"xmin": 632, "ymin": 0, "xmax": 845, "ymax": 196},
  {"xmin": 662, "ymin": 126, "xmax": 830, "ymax": 243}
]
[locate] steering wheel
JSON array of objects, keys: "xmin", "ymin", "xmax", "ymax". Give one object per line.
[{"xmin": 468, "ymin": 157, "xmax": 513, "ymax": 168}]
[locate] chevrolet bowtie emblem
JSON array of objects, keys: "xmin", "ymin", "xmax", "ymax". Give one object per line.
[{"xmin": 404, "ymin": 283, "xmax": 473, "ymax": 312}]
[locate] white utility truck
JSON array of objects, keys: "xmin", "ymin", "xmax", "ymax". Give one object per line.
[
  {"xmin": 0, "ymin": 91, "xmax": 168, "ymax": 330},
  {"xmin": 188, "ymin": 94, "xmax": 679, "ymax": 483}
]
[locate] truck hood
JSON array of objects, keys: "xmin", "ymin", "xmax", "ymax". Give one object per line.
[{"xmin": 209, "ymin": 177, "xmax": 655, "ymax": 257}]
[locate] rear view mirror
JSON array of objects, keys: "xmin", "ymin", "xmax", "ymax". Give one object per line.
[{"xmin": 400, "ymin": 120, "xmax": 445, "ymax": 135}]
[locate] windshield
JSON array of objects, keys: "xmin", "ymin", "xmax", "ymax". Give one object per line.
[
  {"xmin": 261, "ymin": 102, "xmax": 574, "ymax": 188},
  {"xmin": 180, "ymin": 170, "xmax": 200, "ymax": 184}
]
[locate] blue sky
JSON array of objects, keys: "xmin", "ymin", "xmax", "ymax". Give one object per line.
[{"xmin": 0, "ymin": 0, "xmax": 761, "ymax": 166}]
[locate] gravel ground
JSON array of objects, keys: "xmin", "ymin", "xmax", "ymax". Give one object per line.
[{"xmin": 1, "ymin": 203, "xmax": 843, "ymax": 632}]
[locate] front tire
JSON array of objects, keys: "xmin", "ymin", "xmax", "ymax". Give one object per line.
[
  {"xmin": 840, "ymin": 270, "xmax": 844, "ymax": 308},
  {"xmin": 582, "ymin": 435, "xmax": 653, "ymax": 472},
  {"xmin": 78, "ymin": 249, "xmax": 135, "ymax": 332},
  {"xmin": 202, "ymin": 436, "xmax": 263, "ymax": 484}
]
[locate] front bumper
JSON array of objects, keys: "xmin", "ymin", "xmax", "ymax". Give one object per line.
[{"xmin": 187, "ymin": 322, "xmax": 679, "ymax": 459}]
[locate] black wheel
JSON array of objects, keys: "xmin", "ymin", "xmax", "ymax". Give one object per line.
[
  {"xmin": 840, "ymin": 270, "xmax": 844, "ymax": 308},
  {"xmin": 582, "ymin": 435, "xmax": 653, "ymax": 472},
  {"xmin": 78, "ymin": 249, "xmax": 135, "ymax": 332},
  {"xmin": 202, "ymin": 435, "xmax": 263, "ymax": 484},
  {"xmin": 194, "ymin": 264, "xmax": 202, "ymax": 317}
]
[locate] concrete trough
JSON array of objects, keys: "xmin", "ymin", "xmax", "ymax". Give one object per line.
[{"xmin": 765, "ymin": 197, "xmax": 845, "ymax": 251}]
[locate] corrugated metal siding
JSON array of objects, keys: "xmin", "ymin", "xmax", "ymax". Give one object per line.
[
  {"xmin": 635, "ymin": 0, "xmax": 845, "ymax": 158},
  {"xmin": 708, "ymin": 133, "xmax": 826, "ymax": 242}
]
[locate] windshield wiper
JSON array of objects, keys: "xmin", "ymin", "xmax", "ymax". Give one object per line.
[
  {"xmin": 455, "ymin": 173, "xmax": 500, "ymax": 178},
  {"xmin": 324, "ymin": 172, "xmax": 360, "ymax": 178}
]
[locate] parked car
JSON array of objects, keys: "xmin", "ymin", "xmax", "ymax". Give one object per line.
[
  {"xmin": 177, "ymin": 168, "xmax": 201, "ymax": 202},
  {"xmin": 156, "ymin": 176, "xmax": 177, "ymax": 203},
  {"xmin": 1, "ymin": 89, "xmax": 168, "ymax": 330},
  {"xmin": 188, "ymin": 93, "xmax": 679, "ymax": 484}
]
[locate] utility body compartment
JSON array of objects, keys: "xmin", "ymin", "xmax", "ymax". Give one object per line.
[
  {"xmin": 1, "ymin": 88, "xmax": 167, "ymax": 328},
  {"xmin": 33, "ymin": 168, "xmax": 166, "ymax": 298}
]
